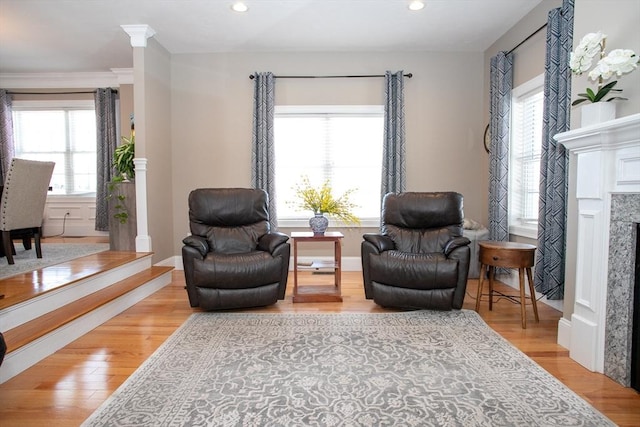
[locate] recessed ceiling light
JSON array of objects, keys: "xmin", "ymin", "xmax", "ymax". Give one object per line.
[
  {"xmin": 231, "ymin": 2, "xmax": 248, "ymax": 12},
  {"xmin": 408, "ymin": 1, "xmax": 425, "ymax": 11}
]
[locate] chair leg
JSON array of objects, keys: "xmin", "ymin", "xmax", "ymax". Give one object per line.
[
  {"xmin": 22, "ymin": 236, "xmax": 32, "ymax": 250},
  {"xmin": 2, "ymin": 231, "xmax": 14, "ymax": 264},
  {"xmin": 34, "ymin": 227, "xmax": 43, "ymax": 259}
]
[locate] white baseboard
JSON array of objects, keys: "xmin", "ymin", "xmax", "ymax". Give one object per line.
[
  {"xmin": 157, "ymin": 255, "xmax": 182, "ymax": 269},
  {"xmin": 557, "ymin": 317, "xmax": 571, "ymax": 349},
  {"xmin": 569, "ymin": 313, "xmax": 600, "ymax": 372}
]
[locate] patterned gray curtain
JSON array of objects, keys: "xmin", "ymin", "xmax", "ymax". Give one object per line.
[
  {"xmin": 0, "ymin": 89, "xmax": 15, "ymax": 184},
  {"xmin": 535, "ymin": 0, "xmax": 574, "ymax": 300},
  {"xmin": 251, "ymin": 72, "xmax": 278, "ymax": 231},
  {"xmin": 381, "ymin": 70, "xmax": 406, "ymax": 199},
  {"xmin": 94, "ymin": 88, "xmax": 118, "ymax": 231},
  {"xmin": 488, "ymin": 53, "xmax": 513, "ymax": 243}
]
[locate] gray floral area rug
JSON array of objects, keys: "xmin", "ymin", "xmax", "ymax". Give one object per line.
[
  {"xmin": 0, "ymin": 243, "xmax": 109, "ymax": 280},
  {"xmin": 82, "ymin": 311, "xmax": 614, "ymax": 427}
]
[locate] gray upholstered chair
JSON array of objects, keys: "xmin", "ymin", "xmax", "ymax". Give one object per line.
[
  {"xmin": 1, "ymin": 158, "xmax": 55, "ymax": 265},
  {"xmin": 361, "ymin": 192, "xmax": 471, "ymax": 310},
  {"xmin": 182, "ymin": 188, "xmax": 290, "ymax": 310}
]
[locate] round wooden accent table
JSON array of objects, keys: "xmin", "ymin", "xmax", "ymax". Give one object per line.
[{"xmin": 475, "ymin": 241, "xmax": 539, "ymax": 329}]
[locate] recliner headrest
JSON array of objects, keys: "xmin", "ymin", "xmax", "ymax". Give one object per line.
[
  {"xmin": 382, "ymin": 192, "xmax": 464, "ymax": 230},
  {"xmin": 188, "ymin": 188, "xmax": 269, "ymax": 228}
]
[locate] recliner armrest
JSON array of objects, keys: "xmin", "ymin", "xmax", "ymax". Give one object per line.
[
  {"xmin": 444, "ymin": 236, "xmax": 471, "ymax": 256},
  {"xmin": 363, "ymin": 233, "xmax": 395, "ymax": 252},
  {"xmin": 258, "ymin": 232, "xmax": 290, "ymax": 254},
  {"xmin": 182, "ymin": 235, "xmax": 209, "ymax": 257}
]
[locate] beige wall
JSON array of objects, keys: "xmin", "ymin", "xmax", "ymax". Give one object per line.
[
  {"xmin": 118, "ymin": 84, "xmax": 134, "ymax": 138},
  {"xmin": 170, "ymin": 51, "xmax": 486, "ymax": 257}
]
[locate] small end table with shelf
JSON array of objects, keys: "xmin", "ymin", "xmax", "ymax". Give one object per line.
[
  {"xmin": 291, "ymin": 231, "xmax": 343, "ymax": 303},
  {"xmin": 474, "ymin": 240, "xmax": 539, "ymax": 329}
]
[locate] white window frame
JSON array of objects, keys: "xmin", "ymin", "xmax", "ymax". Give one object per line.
[
  {"xmin": 12, "ymin": 99, "xmax": 98, "ymax": 197},
  {"xmin": 274, "ymin": 105, "xmax": 384, "ymax": 228},
  {"xmin": 509, "ymin": 74, "xmax": 544, "ymax": 239}
]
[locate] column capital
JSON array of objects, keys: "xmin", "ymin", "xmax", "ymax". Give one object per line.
[{"xmin": 121, "ymin": 25, "xmax": 156, "ymax": 47}]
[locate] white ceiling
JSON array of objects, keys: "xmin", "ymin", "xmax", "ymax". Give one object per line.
[{"xmin": 0, "ymin": 0, "xmax": 543, "ymax": 74}]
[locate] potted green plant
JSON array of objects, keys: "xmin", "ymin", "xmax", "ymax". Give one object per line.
[
  {"xmin": 569, "ymin": 31, "xmax": 638, "ymax": 125},
  {"xmin": 113, "ymin": 134, "xmax": 135, "ymax": 182},
  {"xmin": 291, "ymin": 175, "xmax": 360, "ymax": 235},
  {"xmin": 108, "ymin": 133, "xmax": 137, "ymax": 250}
]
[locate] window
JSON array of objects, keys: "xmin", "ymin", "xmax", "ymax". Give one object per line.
[
  {"xmin": 274, "ymin": 105, "xmax": 384, "ymax": 227},
  {"xmin": 12, "ymin": 100, "xmax": 97, "ymax": 195},
  {"xmin": 509, "ymin": 75, "xmax": 544, "ymax": 238}
]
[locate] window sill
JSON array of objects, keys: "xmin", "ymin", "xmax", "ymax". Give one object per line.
[
  {"xmin": 509, "ymin": 224, "xmax": 538, "ymax": 240},
  {"xmin": 278, "ymin": 218, "xmax": 380, "ymax": 229},
  {"xmin": 47, "ymin": 194, "xmax": 96, "ymax": 202}
]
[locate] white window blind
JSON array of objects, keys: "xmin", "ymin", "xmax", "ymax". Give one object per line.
[
  {"xmin": 509, "ymin": 75, "xmax": 544, "ymax": 238},
  {"xmin": 12, "ymin": 101, "xmax": 97, "ymax": 195},
  {"xmin": 274, "ymin": 106, "xmax": 384, "ymax": 226}
]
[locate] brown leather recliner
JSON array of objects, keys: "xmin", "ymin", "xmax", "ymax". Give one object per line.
[
  {"xmin": 182, "ymin": 188, "xmax": 290, "ymax": 310},
  {"xmin": 361, "ymin": 192, "xmax": 471, "ymax": 310}
]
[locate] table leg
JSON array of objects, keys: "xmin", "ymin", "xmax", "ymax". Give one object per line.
[
  {"xmin": 475, "ymin": 263, "xmax": 486, "ymax": 312},
  {"xmin": 519, "ymin": 267, "xmax": 527, "ymax": 329},
  {"xmin": 293, "ymin": 239, "xmax": 299, "ymax": 297},
  {"xmin": 334, "ymin": 239, "xmax": 341, "ymax": 292},
  {"xmin": 488, "ymin": 266, "xmax": 495, "ymax": 311},
  {"xmin": 526, "ymin": 267, "xmax": 539, "ymax": 323}
]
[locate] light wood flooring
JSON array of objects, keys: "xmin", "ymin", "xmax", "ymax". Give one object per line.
[{"xmin": 0, "ymin": 241, "xmax": 639, "ymax": 426}]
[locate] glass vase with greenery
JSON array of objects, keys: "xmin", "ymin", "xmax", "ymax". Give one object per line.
[{"xmin": 291, "ymin": 175, "xmax": 360, "ymax": 225}]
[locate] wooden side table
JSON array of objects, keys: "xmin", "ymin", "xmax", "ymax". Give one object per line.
[
  {"xmin": 475, "ymin": 240, "xmax": 539, "ymax": 329},
  {"xmin": 291, "ymin": 231, "xmax": 343, "ymax": 303}
]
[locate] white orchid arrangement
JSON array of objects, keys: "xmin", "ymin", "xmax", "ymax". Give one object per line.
[{"xmin": 569, "ymin": 31, "xmax": 638, "ymax": 106}]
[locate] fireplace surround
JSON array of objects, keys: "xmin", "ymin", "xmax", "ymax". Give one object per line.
[{"xmin": 556, "ymin": 113, "xmax": 640, "ymax": 387}]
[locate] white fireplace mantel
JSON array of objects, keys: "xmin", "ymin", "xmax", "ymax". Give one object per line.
[{"xmin": 556, "ymin": 113, "xmax": 640, "ymax": 374}]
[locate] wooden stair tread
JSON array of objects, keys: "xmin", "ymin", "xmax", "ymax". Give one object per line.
[
  {"xmin": 3, "ymin": 265, "xmax": 173, "ymax": 353},
  {"xmin": 0, "ymin": 251, "xmax": 150, "ymax": 310}
]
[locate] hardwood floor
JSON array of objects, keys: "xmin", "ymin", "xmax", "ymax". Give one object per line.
[{"xmin": 1, "ymin": 260, "xmax": 639, "ymax": 426}]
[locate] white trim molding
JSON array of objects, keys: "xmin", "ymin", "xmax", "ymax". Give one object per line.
[
  {"xmin": 0, "ymin": 71, "xmax": 130, "ymax": 89},
  {"xmin": 557, "ymin": 113, "xmax": 640, "ymax": 373},
  {"xmin": 121, "ymin": 25, "xmax": 156, "ymax": 47}
]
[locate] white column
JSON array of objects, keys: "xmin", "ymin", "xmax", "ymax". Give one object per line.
[
  {"xmin": 133, "ymin": 158, "xmax": 151, "ymax": 252},
  {"xmin": 121, "ymin": 25, "xmax": 155, "ymax": 253}
]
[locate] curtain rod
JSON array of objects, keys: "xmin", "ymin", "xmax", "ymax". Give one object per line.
[
  {"xmin": 507, "ymin": 22, "xmax": 547, "ymax": 55},
  {"xmin": 249, "ymin": 73, "xmax": 412, "ymax": 80},
  {"xmin": 6, "ymin": 90, "xmax": 118, "ymax": 95}
]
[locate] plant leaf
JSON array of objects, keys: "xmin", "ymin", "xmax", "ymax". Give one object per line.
[{"xmin": 593, "ymin": 81, "xmax": 619, "ymax": 102}]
